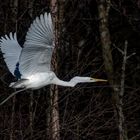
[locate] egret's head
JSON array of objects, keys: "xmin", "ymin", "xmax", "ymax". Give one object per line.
[{"xmin": 71, "ymin": 76, "xmax": 107, "ymax": 83}]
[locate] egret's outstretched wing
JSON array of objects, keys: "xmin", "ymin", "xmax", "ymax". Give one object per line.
[
  {"xmin": 0, "ymin": 32, "xmax": 22, "ymax": 76},
  {"xmin": 19, "ymin": 13, "xmax": 54, "ymax": 77}
]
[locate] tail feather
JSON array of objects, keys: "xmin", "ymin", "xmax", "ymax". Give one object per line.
[{"xmin": 9, "ymin": 79, "xmax": 29, "ymax": 88}]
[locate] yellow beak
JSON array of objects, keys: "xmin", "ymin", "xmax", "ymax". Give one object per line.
[{"xmin": 91, "ymin": 78, "xmax": 108, "ymax": 82}]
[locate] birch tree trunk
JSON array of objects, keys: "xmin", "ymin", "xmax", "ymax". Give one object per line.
[
  {"xmin": 47, "ymin": 0, "xmax": 65, "ymax": 139},
  {"xmin": 97, "ymin": 0, "xmax": 128, "ymax": 140},
  {"xmin": 49, "ymin": 0, "xmax": 59, "ymax": 140}
]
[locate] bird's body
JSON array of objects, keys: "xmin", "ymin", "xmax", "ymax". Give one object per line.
[
  {"xmin": 0, "ymin": 12, "xmax": 107, "ymax": 105},
  {"xmin": 10, "ymin": 72, "xmax": 55, "ymax": 89},
  {"xmin": 0, "ymin": 13, "xmax": 55, "ymax": 90},
  {"xmin": 10, "ymin": 72, "xmax": 106, "ymax": 89}
]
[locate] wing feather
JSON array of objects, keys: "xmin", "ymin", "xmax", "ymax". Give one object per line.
[
  {"xmin": 0, "ymin": 32, "xmax": 22, "ymax": 76},
  {"xmin": 19, "ymin": 13, "xmax": 54, "ymax": 77}
]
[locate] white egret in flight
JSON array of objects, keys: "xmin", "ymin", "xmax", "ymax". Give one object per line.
[{"xmin": 0, "ymin": 13, "xmax": 107, "ymax": 105}]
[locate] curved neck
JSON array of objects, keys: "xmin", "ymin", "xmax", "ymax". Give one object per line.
[
  {"xmin": 52, "ymin": 76, "xmax": 95, "ymax": 87},
  {"xmin": 52, "ymin": 77, "xmax": 75, "ymax": 87}
]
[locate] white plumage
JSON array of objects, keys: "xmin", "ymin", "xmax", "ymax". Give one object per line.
[
  {"xmin": 0, "ymin": 12, "xmax": 107, "ymax": 105},
  {"xmin": 19, "ymin": 13, "xmax": 54, "ymax": 77},
  {"xmin": 0, "ymin": 32, "xmax": 22, "ymax": 75}
]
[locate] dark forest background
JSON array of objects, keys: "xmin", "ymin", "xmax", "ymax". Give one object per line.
[{"xmin": 0, "ymin": 0, "xmax": 140, "ymax": 140}]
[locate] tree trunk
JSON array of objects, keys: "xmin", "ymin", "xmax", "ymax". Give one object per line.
[
  {"xmin": 47, "ymin": 0, "xmax": 65, "ymax": 139},
  {"xmin": 10, "ymin": 0, "xmax": 18, "ymax": 139},
  {"xmin": 28, "ymin": 1, "xmax": 34, "ymax": 139},
  {"xmin": 97, "ymin": 0, "xmax": 128, "ymax": 140}
]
